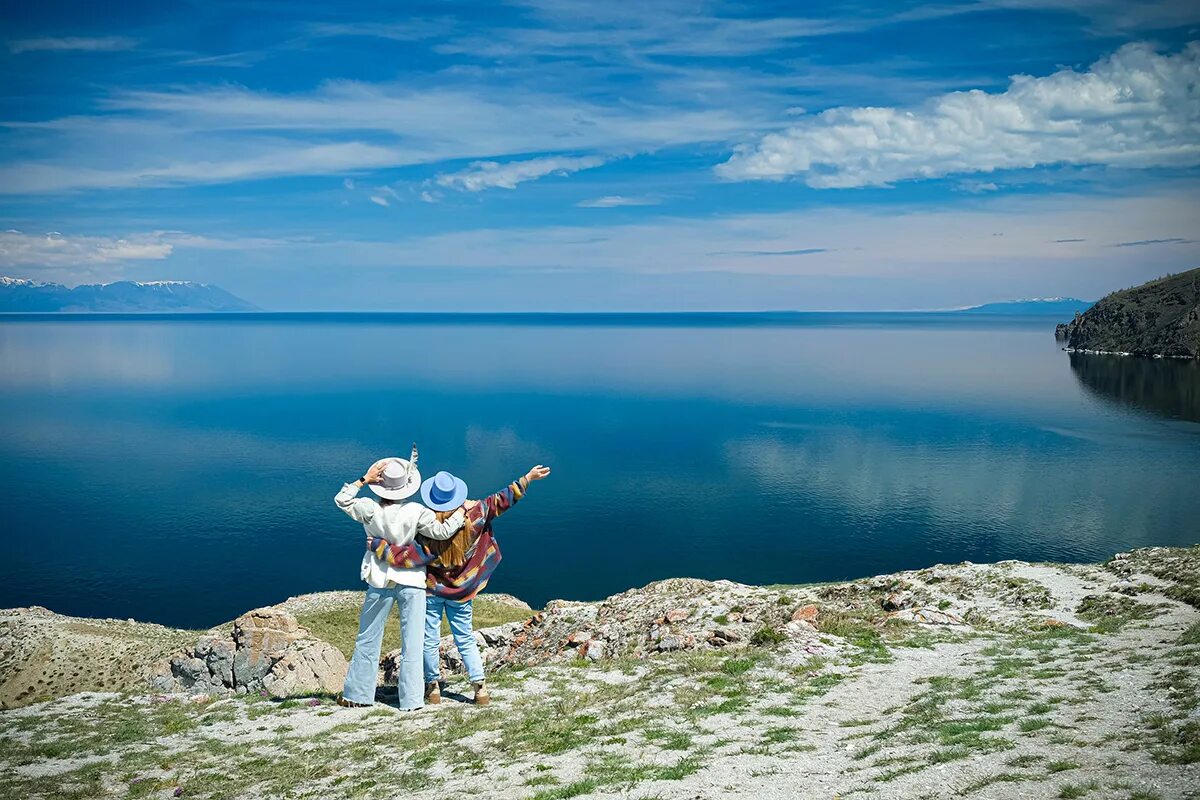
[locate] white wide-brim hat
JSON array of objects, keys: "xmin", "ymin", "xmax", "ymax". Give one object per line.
[{"xmin": 368, "ymin": 456, "xmax": 422, "ymax": 500}]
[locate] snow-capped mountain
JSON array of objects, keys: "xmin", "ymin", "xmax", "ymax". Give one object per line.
[
  {"xmin": 960, "ymin": 297, "xmax": 1094, "ymax": 315},
  {"xmin": 0, "ymin": 277, "xmax": 259, "ymax": 312}
]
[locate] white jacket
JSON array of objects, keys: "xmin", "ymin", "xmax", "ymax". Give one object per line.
[{"xmin": 334, "ymin": 483, "xmax": 465, "ymax": 589}]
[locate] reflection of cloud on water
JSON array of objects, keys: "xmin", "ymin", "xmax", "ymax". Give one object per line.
[
  {"xmin": 458, "ymin": 425, "xmax": 557, "ymax": 483},
  {"xmin": 0, "ymin": 325, "xmax": 176, "ymax": 387},
  {"xmin": 726, "ymin": 425, "xmax": 1200, "ymax": 561},
  {"xmin": 2, "ymin": 320, "xmax": 1083, "ymax": 419}
]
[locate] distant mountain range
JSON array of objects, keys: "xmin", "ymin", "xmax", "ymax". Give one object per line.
[
  {"xmin": 0, "ymin": 277, "xmax": 259, "ymax": 312},
  {"xmin": 959, "ymin": 297, "xmax": 1094, "ymax": 315}
]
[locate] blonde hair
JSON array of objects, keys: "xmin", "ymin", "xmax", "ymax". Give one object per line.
[{"xmin": 422, "ymin": 504, "xmax": 475, "ymax": 568}]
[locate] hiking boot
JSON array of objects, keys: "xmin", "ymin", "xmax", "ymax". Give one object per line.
[
  {"xmin": 424, "ymin": 681, "xmax": 441, "ymax": 705},
  {"xmin": 472, "ymin": 681, "xmax": 490, "ymax": 706},
  {"xmin": 336, "ymin": 694, "xmax": 370, "ymax": 708}
]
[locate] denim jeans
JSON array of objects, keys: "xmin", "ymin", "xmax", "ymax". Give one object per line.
[
  {"xmin": 342, "ymin": 584, "xmax": 427, "ymax": 709},
  {"xmin": 424, "ymin": 595, "xmax": 485, "ymax": 684}
]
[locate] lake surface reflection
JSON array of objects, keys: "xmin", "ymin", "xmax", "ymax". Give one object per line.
[{"xmin": 1, "ymin": 314, "xmax": 1197, "ymax": 628}]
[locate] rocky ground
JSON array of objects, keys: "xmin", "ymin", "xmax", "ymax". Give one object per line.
[{"xmin": 1, "ymin": 546, "xmax": 1198, "ymax": 800}]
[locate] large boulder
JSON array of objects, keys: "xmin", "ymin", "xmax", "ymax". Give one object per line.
[
  {"xmin": 262, "ymin": 640, "xmax": 348, "ymax": 699},
  {"xmin": 148, "ymin": 608, "xmax": 347, "ymax": 697},
  {"xmin": 231, "ymin": 608, "xmax": 305, "ymax": 687}
]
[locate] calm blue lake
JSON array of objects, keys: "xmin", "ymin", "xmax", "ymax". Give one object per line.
[{"xmin": 1, "ymin": 313, "xmax": 1198, "ymax": 629}]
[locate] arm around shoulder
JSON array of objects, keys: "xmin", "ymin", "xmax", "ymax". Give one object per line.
[{"xmin": 417, "ymin": 506, "xmax": 466, "ymax": 541}]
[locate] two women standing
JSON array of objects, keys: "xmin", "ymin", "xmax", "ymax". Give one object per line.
[{"xmin": 334, "ymin": 445, "xmax": 549, "ymax": 710}]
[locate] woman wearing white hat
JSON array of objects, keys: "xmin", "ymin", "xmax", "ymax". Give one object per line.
[{"xmin": 334, "ymin": 445, "xmax": 465, "ymax": 710}]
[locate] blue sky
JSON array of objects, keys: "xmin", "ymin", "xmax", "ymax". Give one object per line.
[{"xmin": 1, "ymin": 0, "xmax": 1198, "ymax": 310}]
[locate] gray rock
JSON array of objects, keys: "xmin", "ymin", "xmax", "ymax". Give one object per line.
[
  {"xmin": 656, "ymin": 635, "xmax": 685, "ymax": 652},
  {"xmin": 231, "ymin": 608, "xmax": 305, "ymax": 687},
  {"xmin": 148, "ymin": 607, "xmax": 334, "ymax": 697},
  {"xmin": 262, "ymin": 640, "xmax": 347, "ymax": 698},
  {"xmin": 712, "ymin": 626, "xmax": 742, "ymax": 642}
]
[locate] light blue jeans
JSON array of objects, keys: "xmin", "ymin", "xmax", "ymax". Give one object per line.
[
  {"xmin": 424, "ymin": 596, "xmax": 485, "ymax": 684},
  {"xmin": 342, "ymin": 585, "xmax": 426, "ymax": 709}
]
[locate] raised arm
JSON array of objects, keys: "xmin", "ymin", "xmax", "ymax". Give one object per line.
[
  {"xmin": 481, "ymin": 465, "xmax": 551, "ymax": 523},
  {"xmin": 334, "ymin": 459, "xmax": 389, "ymax": 524}
]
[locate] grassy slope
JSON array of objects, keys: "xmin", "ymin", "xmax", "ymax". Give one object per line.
[
  {"xmin": 0, "ymin": 616, "xmax": 199, "ymax": 710},
  {"xmin": 2, "ymin": 551, "xmax": 1198, "ymax": 800}
]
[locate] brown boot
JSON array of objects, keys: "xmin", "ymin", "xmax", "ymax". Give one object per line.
[
  {"xmin": 424, "ymin": 681, "xmax": 441, "ymax": 705},
  {"xmin": 472, "ymin": 681, "xmax": 490, "ymax": 706},
  {"xmin": 336, "ymin": 694, "xmax": 370, "ymax": 708}
]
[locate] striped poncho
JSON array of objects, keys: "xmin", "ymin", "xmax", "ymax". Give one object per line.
[{"xmin": 365, "ymin": 475, "xmax": 529, "ymax": 602}]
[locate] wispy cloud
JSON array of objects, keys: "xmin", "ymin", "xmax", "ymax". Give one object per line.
[
  {"xmin": 277, "ymin": 188, "xmax": 1199, "ymax": 280},
  {"xmin": 369, "ymin": 195, "xmax": 390, "ymax": 207},
  {"xmin": 707, "ymin": 248, "xmax": 829, "ymax": 257},
  {"xmin": 0, "ymin": 230, "xmax": 173, "ymax": 267},
  {"xmin": 436, "ymin": 155, "xmax": 606, "ymax": 192},
  {"xmin": 718, "ymin": 42, "xmax": 1200, "ymax": 188},
  {"xmin": 0, "ymin": 142, "xmax": 402, "ymax": 194},
  {"xmin": 307, "ymin": 19, "xmax": 456, "ymax": 42},
  {"xmin": 1110, "ymin": 237, "xmax": 1194, "ymax": 247},
  {"xmin": 2, "ymin": 78, "xmax": 758, "ymax": 193},
  {"xmin": 577, "ymin": 195, "xmax": 662, "ymax": 208},
  {"xmin": 8, "ymin": 36, "xmax": 137, "ymax": 54}
]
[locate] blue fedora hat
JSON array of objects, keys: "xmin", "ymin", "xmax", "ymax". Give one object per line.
[{"xmin": 420, "ymin": 470, "xmax": 469, "ymax": 511}]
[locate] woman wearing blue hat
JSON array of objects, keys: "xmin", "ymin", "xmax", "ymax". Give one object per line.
[{"xmin": 365, "ymin": 463, "xmax": 550, "ymax": 706}]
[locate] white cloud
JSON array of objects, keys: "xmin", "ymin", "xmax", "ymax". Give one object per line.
[
  {"xmin": 369, "ymin": 195, "xmax": 390, "ymax": 207},
  {"xmin": 577, "ymin": 195, "xmax": 662, "ymax": 208},
  {"xmin": 436, "ymin": 155, "xmax": 605, "ymax": 192},
  {"xmin": 0, "ymin": 231, "xmax": 173, "ymax": 268},
  {"xmin": 8, "ymin": 36, "xmax": 137, "ymax": 54},
  {"xmin": 718, "ymin": 42, "xmax": 1200, "ymax": 188},
  {"xmin": 1, "ymin": 77, "xmax": 757, "ymax": 193},
  {"xmin": 0, "ymin": 142, "xmax": 402, "ymax": 194},
  {"xmin": 342, "ymin": 178, "xmax": 355, "ymax": 190},
  {"xmin": 294, "ymin": 187, "xmax": 1200, "ymax": 292}
]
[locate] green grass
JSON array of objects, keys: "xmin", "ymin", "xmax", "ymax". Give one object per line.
[
  {"xmin": 1074, "ymin": 594, "xmax": 1156, "ymax": 634},
  {"xmin": 294, "ymin": 595, "xmax": 535, "ymax": 658},
  {"xmin": 642, "ymin": 727, "xmax": 693, "ymax": 751},
  {"xmin": 530, "ymin": 779, "xmax": 599, "ymax": 800},
  {"xmin": 962, "ymin": 773, "xmax": 1032, "ymax": 793},
  {"xmin": 720, "ymin": 655, "xmax": 762, "ymax": 676},
  {"xmin": 816, "ymin": 612, "xmax": 892, "ymax": 663},
  {"xmin": 657, "ymin": 755, "xmax": 703, "ymax": 780},
  {"xmin": 749, "ymin": 626, "xmax": 787, "ymax": 646}
]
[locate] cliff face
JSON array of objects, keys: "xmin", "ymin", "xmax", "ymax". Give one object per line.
[{"xmin": 1057, "ymin": 267, "xmax": 1200, "ymax": 357}]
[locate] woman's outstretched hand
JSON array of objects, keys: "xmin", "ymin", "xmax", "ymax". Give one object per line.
[{"xmin": 526, "ymin": 465, "xmax": 551, "ymax": 482}]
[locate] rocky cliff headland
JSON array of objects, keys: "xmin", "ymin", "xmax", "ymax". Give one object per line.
[
  {"xmin": 2, "ymin": 547, "xmax": 1198, "ymax": 800},
  {"xmin": 1056, "ymin": 268, "xmax": 1200, "ymax": 358}
]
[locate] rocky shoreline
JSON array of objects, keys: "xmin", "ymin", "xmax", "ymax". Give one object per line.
[
  {"xmin": 1055, "ymin": 268, "xmax": 1200, "ymax": 358},
  {"xmin": 2, "ymin": 546, "xmax": 1198, "ymax": 799},
  {"xmin": 1061, "ymin": 345, "xmax": 1197, "ymax": 359}
]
